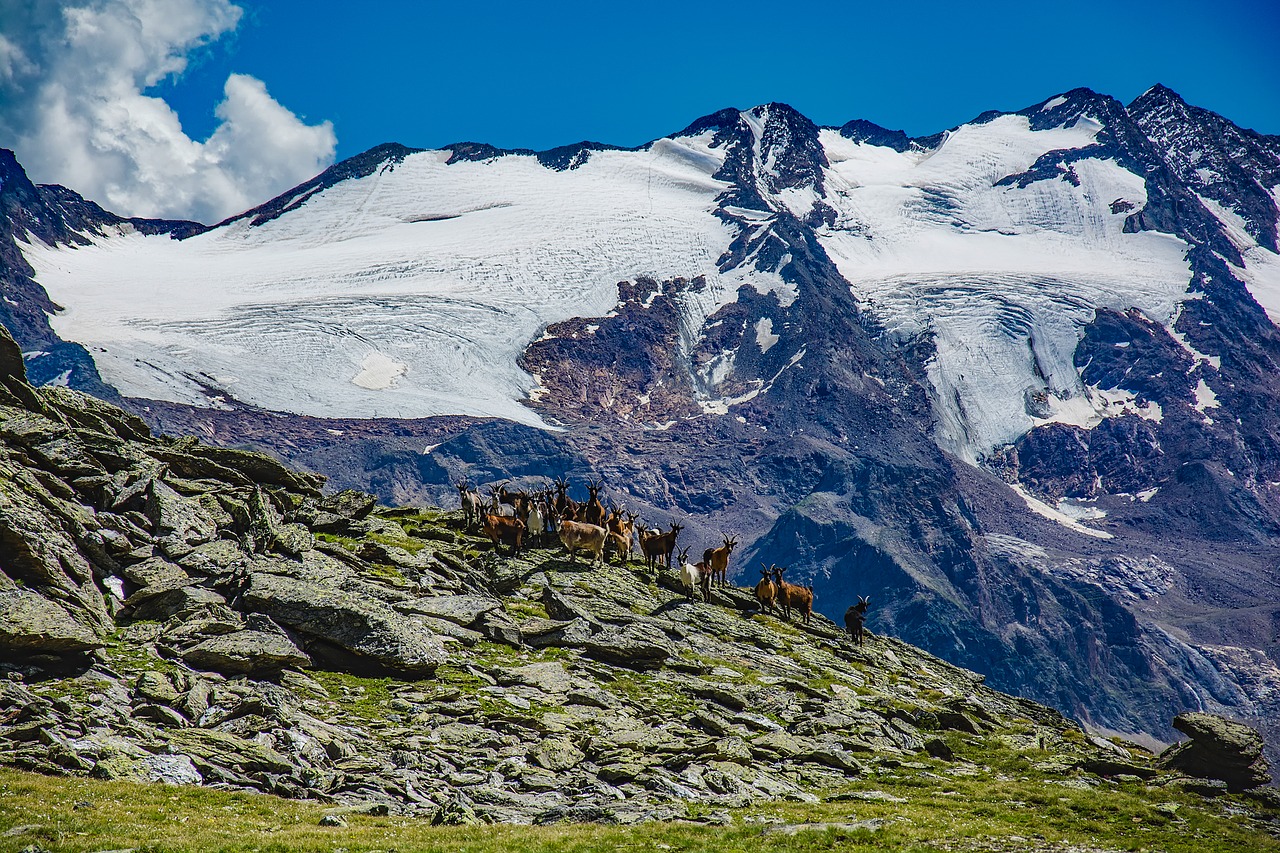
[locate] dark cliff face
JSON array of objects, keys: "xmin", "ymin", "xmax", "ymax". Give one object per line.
[{"xmin": 3, "ymin": 88, "xmax": 1280, "ymax": 769}]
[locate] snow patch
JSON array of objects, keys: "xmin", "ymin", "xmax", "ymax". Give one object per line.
[
  {"xmin": 754, "ymin": 317, "xmax": 779, "ymax": 353},
  {"xmin": 351, "ymin": 351, "xmax": 408, "ymax": 391},
  {"xmin": 1041, "ymin": 96, "xmax": 1068, "ymax": 112},
  {"xmin": 1193, "ymin": 378, "xmax": 1220, "ymax": 412},
  {"xmin": 1010, "ymin": 484, "xmax": 1114, "ymax": 539}
]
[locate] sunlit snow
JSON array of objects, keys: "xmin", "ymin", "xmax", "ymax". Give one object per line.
[
  {"xmin": 815, "ymin": 116, "xmax": 1193, "ymax": 461},
  {"xmin": 25, "ymin": 138, "xmax": 740, "ymax": 423}
]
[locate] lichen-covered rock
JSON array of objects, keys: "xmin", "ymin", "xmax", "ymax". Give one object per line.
[
  {"xmin": 181, "ymin": 629, "xmax": 312, "ymax": 675},
  {"xmin": 576, "ymin": 623, "xmax": 674, "ymax": 668},
  {"xmin": 0, "ymin": 588, "xmax": 103, "ymax": 653},
  {"xmin": 167, "ymin": 728, "xmax": 293, "ymax": 774},
  {"xmin": 1158, "ymin": 711, "xmax": 1270, "ymax": 791},
  {"xmin": 240, "ymin": 571, "xmax": 447, "ymax": 673}
]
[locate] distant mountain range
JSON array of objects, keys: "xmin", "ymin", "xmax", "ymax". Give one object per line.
[{"xmin": 3, "ymin": 83, "xmax": 1280, "ymax": 768}]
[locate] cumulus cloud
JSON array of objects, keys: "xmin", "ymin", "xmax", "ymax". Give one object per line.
[{"xmin": 0, "ymin": 0, "xmax": 336, "ymax": 223}]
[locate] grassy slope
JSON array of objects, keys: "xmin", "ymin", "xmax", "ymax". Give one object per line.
[{"xmin": 2, "ymin": 759, "xmax": 1278, "ymax": 852}]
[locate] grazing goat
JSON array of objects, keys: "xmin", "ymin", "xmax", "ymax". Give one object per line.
[
  {"xmin": 582, "ymin": 478, "xmax": 606, "ymax": 526},
  {"xmin": 772, "ymin": 566, "xmax": 814, "ymax": 624},
  {"xmin": 702, "ymin": 534, "xmax": 738, "ymax": 587},
  {"xmin": 482, "ymin": 512, "xmax": 525, "ymax": 556},
  {"xmin": 845, "ymin": 596, "xmax": 870, "ymax": 646},
  {"xmin": 640, "ymin": 521, "xmax": 683, "ymax": 571},
  {"xmin": 754, "ymin": 563, "xmax": 778, "ymax": 613},
  {"xmin": 558, "ymin": 520, "xmax": 608, "ymax": 566},
  {"xmin": 456, "ymin": 480, "xmax": 483, "ymax": 531}
]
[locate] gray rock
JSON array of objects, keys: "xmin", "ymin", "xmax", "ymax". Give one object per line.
[
  {"xmin": 134, "ymin": 671, "xmax": 179, "ymax": 705},
  {"xmin": 138, "ymin": 753, "xmax": 202, "ymax": 785},
  {"xmin": 404, "ymin": 594, "xmax": 500, "ymax": 626},
  {"xmin": 240, "ymin": 571, "xmax": 448, "ymax": 673},
  {"xmin": 502, "ymin": 662, "xmax": 576, "ymax": 694},
  {"xmin": 0, "ymin": 589, "xmax": 102, "ymax": 653},
  {"xmin": 144, "ymin": 480, "xmax": 218, "ymax": 544},
  {"xmin": 119, "ymin": 556, "xmax": 189, "ymax": 588},
  {"xmin": 531, "ymin": 738, "xmax": 586, "ymax": 772},
  {"xmin": 180, "ymin": 629, "xmax": 312, "ymax": 675},
  {"xmin": 576, "ymin": 623, "xmax": 674, "ymax": 668},
  {"xmin": 522, "ymin": 617, "xmax": 595, "ymax": 648},
  {"xmin": 167, "ymin": 728, "xmax": 293, "ymax": 774},
  {"xmin": 125, "ymin": 585, "xmax": 226, "ymax": 621},
  {"xmin": 1158, "ymin": 712, "xmax": 1270, "ymax": 791}
]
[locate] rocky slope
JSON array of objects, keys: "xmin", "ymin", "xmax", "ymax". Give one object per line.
[
  {"xmin": 3, "ymin": 84, "xmax": 1280, "ymax": 775},
  {"xmin": 2, "ymin": 321, "xmax": 1275, "ymax": 830}
]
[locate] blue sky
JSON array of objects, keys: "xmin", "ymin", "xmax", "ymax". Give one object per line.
[
  {"xmin": 2, "ymin": 0, "xmax": 1276, "ymax": 222},
  {"xmin": 162, "ymin": 0, "xmax": 1280, "ymax": 157}
]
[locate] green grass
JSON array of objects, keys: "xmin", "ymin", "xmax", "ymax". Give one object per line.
[{"xmin": 1, "ymin": 765, "xmax": 1277, "ymax": 853}]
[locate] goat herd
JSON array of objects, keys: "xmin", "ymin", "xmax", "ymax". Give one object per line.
[{"xmin": 455, "ymin": 477, "xmax": 873, "ymax": 646}]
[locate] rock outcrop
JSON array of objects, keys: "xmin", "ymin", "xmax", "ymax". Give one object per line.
[{"xmin": 1159, "ymin": 712, "xmax": 1271, "ymax": 792}]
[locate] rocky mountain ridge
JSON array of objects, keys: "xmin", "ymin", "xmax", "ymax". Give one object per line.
[
  {"xmin": 3, "ymin": 84, "xmax": 1280, "ymax": 777},
  {"xmin": 0, "ymin": 321, "xmax": 1275, "ymax": 836}
]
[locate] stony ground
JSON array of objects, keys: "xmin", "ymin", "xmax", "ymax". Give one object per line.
[{"xmin": 1, "ymin": 323, "xmax": 1279, "ymax": 848}]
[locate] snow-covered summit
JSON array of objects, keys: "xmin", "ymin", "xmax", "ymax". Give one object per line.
[{"xmin": 15, "ymin": 88, "xmax": 1280, "ymax": 464}]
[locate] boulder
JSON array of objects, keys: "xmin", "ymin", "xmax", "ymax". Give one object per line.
[
  {"xmin": 123, "ymin": 583, "xmax": 225, "ymax": 621},
  {"xmin": 576, "ymin": 623, "xmax": 674, "ymax": 669},
  {"xmin": 240, "ymin": 571, "xmax": 448, "ymax": 673},
  {"xmin": 404, "ymin": 594, "xmax": 500, "ymax": 627},
  {"xmin": 320, "ymin": 489, "xmax": 377, "ymax": 520},
  {"xmin": 1158, "ymin": 711, "xmax": 1270, "ymax": 791},
  {"xmin": 0, "ymin": 589, "xmax": 103, "ymax": 654},
  {"xmin": 181, "ymin": 629, "xmax": 312, "ymax": 675},
  {"xmin": 167, "ymin": 728, "xmax": 293, "ymax": 774},
  {"xmin": 120, "ymin": 555, "xmax": 189, "ymax": 588},
  {"xmin": 144, "ymin": 479, "xmax": 218, "ymax": 544}
]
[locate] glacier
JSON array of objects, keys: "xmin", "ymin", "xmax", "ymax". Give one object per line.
[{"xmin": 20, "ymin": 99, "xmax": 1272, "ymax": 465}]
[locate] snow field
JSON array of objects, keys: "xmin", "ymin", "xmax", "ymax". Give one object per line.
[{"xmin": 26, "ymin": 135, "xmax": 753, "ymax": 423}]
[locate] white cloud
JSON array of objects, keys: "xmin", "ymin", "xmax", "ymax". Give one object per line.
[{"xmin": 0, "ymin": 0, "xmax": 336, "ymax": 224}]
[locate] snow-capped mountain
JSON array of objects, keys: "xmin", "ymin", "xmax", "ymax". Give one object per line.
[{"xmin": 4, "ymin": 85, "xmax": 1280, "ymax": 767}]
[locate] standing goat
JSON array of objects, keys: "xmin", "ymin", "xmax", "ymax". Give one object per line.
[
  {"xmin": 524, "ymin": 497, "xmax": 547, "ymax": 547},
  {"xmin": 558, "ymin": 520, "xmax": 608, "ymax": 566},
  {"xmin": 702, "ymin": 534, "xmax": 738, "ymax": 587},
  {"xmin": 640, "ymin": 521, "xmax": 683, "ymax": 571},
  {"xmin": 754, "ymin": 563, "xmax": 778, "ymax": 614},
  {"xmin": 678, "ymin": 547, "xmax": 711, "ymax": 603},
  {"xmin": 845, "ymin": 596, "xmax": 870, "ymax": 646},
  {"xmin": 582, "ymin": 478, "xmax": 607, "ymax": 526},
  {"xmin": 772, "ymin": 566, "xmax": 814, "ymax": 624},
  {"xmin": 482, "ymin": 512, "xmax": 525, "ymax": 556},
  {"xmin": 456, "ymin": 480, "xmax": 483, "ymax": 531}
]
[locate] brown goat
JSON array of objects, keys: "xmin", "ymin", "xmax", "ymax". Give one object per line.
[
  {"xmin": 754, "ymin": 563, "xmax": 778, "ymax": 613},
  {"xmin": 482, "ymin": 512, "xmax": 525, "ymax": 556},
  {"xmin": 552, "ymin": 476, "xmax": 578, "ymax": 521},
  {"xmin": 702, "ymin": 534, "xmax": 738, "ymax": 587},
  {"xmin": 772, "ymin": 566, "xmax": 814, "ymax": 624},
  {"xmin": 582, "ymin": 478, "xmax": 606, "ymax": 526},
  {"xmin": 640, "ymin": 521, "xmax": 683, "ymax": 571},
  {"xmin": 558, "ymin": 520, "xmax": 608, "ymax": 565}
]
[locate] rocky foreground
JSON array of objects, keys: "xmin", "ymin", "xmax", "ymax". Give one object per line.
[{"xmin": 0, "ymin": 325, "xmax": 1274, "ymax": 832}]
